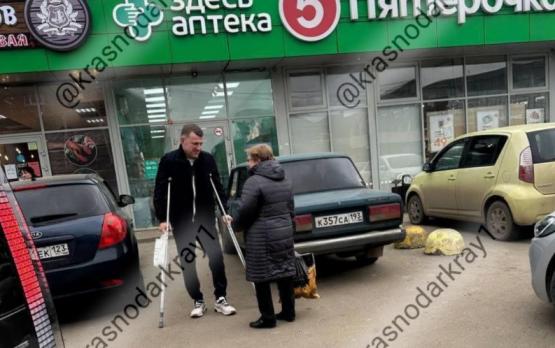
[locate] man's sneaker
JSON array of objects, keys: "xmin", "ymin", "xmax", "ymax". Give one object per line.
[
  {"xmin": 190, "ymin": 300, "xmax": 207, "ymax": 318},
  {"xmin": 214, "ymin": 297, "xmax": 236, "ymax": 316}
]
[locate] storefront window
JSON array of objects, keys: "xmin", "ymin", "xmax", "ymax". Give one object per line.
[
  {"xmin": 114, "ymin": 79, "xmax": 166, "ymax": 125},
  {"xmin": 167, "ymin": 75, "xmax": 227, "ymax": 121},
  {"xmin": 287, "ymin": 71, "xmax": 325, "ymax": 109},
  {"xmin": 467, "ymin": 96, "xmax": 509, "ymax": 132},
  {"xmin": 0, "ymin": 141, "xmax": 43, "ymax": 181},
  {"xmin": 466, "ymin": 56, "xmax": 507, "ymax": 96},
  {"xmin": 45, "ymin": 130, "xmax": 118, "ymax": 193},
  {"xmin": 120, "ymin": 126, "xmax": 166, "ymax": 229},
  {"xmin": 226, "ymin": 72, "xmax": 274, "ymax": 118},
  {"xmin": 39, "ymin": 84, "xmax": 107, "ymax": 130},
  {"xmin": 512, "ymin": 56, "xmax": 546, "ymax": 89},
  {"xmin": 510, "ymin": 93, "xmax": 548, "ymax": 125},
  {"xmin": 290, "ymin": 112, "xmax": 330, "ymax": 153},
  {"xmin": 421, "ymin": 59, "xmax": 464, "ymax": 100},
  {"xmin": 377, "ymin": 104, "xmax": 423, "ymax": 189},
  {"xmin": 379, "ymin": 66, "xmax": 417, "ymax": 100},
  {"xmin": 326, "ymin": 66, "xmax": 367, "ymax": 107},
  {"xmin": 0, "ymin": 86, "xmax": 40, "ymax": 134},
  {"xmin": 423, "ymin": 100, "xmax": 466, "ymax": 160},
  {"xmin": 231, "ymin": 117, "xmax": 279, "ymax": 164},
  {"xmin": 329, "ymin": 109, "xmax": 371, "ymax": 183}
]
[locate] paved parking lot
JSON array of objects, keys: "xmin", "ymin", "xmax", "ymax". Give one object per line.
[{"xmin": 58, "ymin": 220, "xmax": 555, "ymax": 348}]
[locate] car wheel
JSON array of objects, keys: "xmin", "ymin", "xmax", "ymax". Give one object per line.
[
  {"xmin": 408, "ymin": 194, "xmax": 427, "ymax": 225},
  {"xmin": 219, "ymin": 218, "xmax": 237, "ymax": 255},
  {"xmin": 355, "ymin": 255, "xmax": 378, "ymax": 265},
  {"xmin": 486, "ymin": 201, "xmax": 519, "ymax": 241}
]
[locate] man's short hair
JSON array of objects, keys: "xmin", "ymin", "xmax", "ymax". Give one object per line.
[{"xmin": 181, "ymin": 124, "xmax": 203, "ymax": 138}]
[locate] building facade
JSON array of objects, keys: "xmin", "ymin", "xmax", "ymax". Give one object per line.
[{"xmin": 1, "ymin": 0, "xmax": 554, "ymax": 229}]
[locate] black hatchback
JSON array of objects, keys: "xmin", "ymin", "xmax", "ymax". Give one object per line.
[{"xmin": 10, "ymin": 174, "xmax": 142, "ymax": 300}]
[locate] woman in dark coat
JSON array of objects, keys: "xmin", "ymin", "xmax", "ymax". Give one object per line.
[{"xmin": 231, "ymin": 144, "xmax": 296, "ymax": 329}]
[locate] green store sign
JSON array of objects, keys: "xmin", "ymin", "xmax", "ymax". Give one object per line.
[{"xmin": 110, "ymin": 0, "xmax": 555, "ymax": 42}]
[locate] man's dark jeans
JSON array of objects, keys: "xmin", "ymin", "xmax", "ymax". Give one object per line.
[{"xmin": 173, "ymin": 219, "xmax": 227, "ymax": 302}]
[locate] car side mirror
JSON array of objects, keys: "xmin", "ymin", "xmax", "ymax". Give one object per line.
[
  {"xmin": 423, "ymin": 162, "xmax": 433, "ymax": 173},
  {"xmin": 118, "ymin": 194, "xmax": 135, "ymax": 207}
]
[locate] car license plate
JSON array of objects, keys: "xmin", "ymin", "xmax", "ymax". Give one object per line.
[
  {"xmin": 315, "ymin": 211, "xmax": 364, "ymax": 228},
  {"xmin": 37, "ymin": 243, "xmax": 69, "ymax": 260}
]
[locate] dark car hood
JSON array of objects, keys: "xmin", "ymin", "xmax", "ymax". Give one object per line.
[{"xmin": 294, "ymin": 188, "xmax": 402, "ymax": 214}]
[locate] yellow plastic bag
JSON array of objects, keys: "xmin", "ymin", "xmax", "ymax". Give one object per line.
[
  {"xmin": 394, "ymin": 225, "xmax": 427, "ymax": 249},
  {"xmin": 294, "ymin": 264, "xmax": 320, "ymax": 299},
  {"xmin": 424, "ymin": 228, "xmax": 465, "ymax": 256}
]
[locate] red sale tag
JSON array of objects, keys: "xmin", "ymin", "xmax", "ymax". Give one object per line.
[{"xmin": 279, "ymin": 0, "xmax": 341, "ymax": 42}]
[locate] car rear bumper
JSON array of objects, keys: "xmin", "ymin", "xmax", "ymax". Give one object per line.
[
  {"xmin": 294, "ymin": 227, "xmax": 405, "ymax": 255},
  {"xmin": 508, "ymin": 190, "xmax": 555, "ymax": 226},
  {"xmin": 529, "ymin": 234, "xmax": 555, "ymax": 303},
  {"xmin": 45, "ymin": 244, "xmax": 140, "ymax": 299}
]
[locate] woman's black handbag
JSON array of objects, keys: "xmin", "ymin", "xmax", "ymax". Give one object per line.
[{"xmin": 292, "ymin": 252, "xmax": 309, "ymax": 288}]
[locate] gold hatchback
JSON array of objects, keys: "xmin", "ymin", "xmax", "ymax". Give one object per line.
[{"xmin": 406, "ymin": 123, "xmax": 555, "ymax": 241}]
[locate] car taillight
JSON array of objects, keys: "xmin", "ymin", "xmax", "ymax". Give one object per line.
[
  {"xmin": 294, "ymin": 214, "xmax": 313, "ymax": 232},
  {"xmin": 99, "ymin": 212, "xmax": 128, "ymax": 249},
  {"xmin": 368, "ymin": 203, "xmax": 401, "ymax": 222},
  {"xmin": 519, "ymin": 147, "xmax": 534, "ymax": 184},
  {"xmin": 100, "ymin": 279, "xmax": 124, "ymax": 287},
  {"xmin": 0, "ymin": 190, "xmax": 59, "ymax": 347}
]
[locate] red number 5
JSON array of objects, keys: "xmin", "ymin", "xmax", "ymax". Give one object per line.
[{"xmin": 279, "ymin": 0, "xmax": 341, "ymax": 42}]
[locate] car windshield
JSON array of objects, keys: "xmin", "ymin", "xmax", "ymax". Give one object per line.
[
  {"xmin": 385, "ymin": 155, "xmax": 422, "ymax": 169},
  {"xmin": 14, "ymin": 184, "xmax": 110, "ymax": 226},
  {"xmin": 282, "ymin": 157, "xmax": 365, "ymax": 195}
]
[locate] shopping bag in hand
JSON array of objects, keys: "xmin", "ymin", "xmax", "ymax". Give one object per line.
[
  {"xmin": 153, "ymin": 232, "xmax": 169, "ymax": 268},
  {"xmin": 294, "ymin": 252, "xmax": 320, "ymax": 299},
  {"xmin": 292, "ymin": 252, "xmax": 309, "ymax": 288}
]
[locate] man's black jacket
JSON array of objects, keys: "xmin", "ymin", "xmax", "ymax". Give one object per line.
[{"xmin": 153, "ymin": 148, "xmax": 227, "ymax": 228}]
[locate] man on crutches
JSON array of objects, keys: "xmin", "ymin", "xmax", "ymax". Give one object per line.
[{"xmin": 153, "ymin": 124, "xmax": 236, "ymax": 320}]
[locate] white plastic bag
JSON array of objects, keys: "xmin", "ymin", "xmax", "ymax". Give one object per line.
[{"xmin": 153, "ymin": 233, "xmax": 168, "ymax": 268}]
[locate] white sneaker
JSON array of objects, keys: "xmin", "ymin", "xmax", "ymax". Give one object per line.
[
  {"xmin": 190, "ymin": 300, "xmax": 207, "ymax": 318},
  {"xmin": 214, "ymin": 297, "xmax": 236, "ymax": 316}
]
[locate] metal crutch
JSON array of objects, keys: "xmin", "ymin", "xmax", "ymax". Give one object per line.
[
  {"xmin": 159, "ymin": 177, "xmax": 172, "ymax": 328},
  {"xmin": 209, "ymin": 174, "xmax": 247, "ymax": 269}
]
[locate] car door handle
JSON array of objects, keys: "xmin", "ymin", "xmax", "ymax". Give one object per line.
[
  {"xmin": 484, "ymin": 173, "xmax": 495, "ymax": 179},
  {"xmin": 448, "ymin": 177, "xmax": 456, "ymax": 181}
]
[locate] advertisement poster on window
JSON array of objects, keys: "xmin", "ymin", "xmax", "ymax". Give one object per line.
[
  {"xmin": 27, "ymin": 161, "xmax": 41, "ymax": 177},
  {"xmin": 3, "ymin": 164, "xmax": 17, "ymax": 180},
  {"xmin": 477, "ymin": 110, "xmax": 500, "ymax": 131},
  {"xmin": 45, "ymin": 130, "xmax": 118, "ymax": 194},
  {"xmin": 429, "ymin": 112, "xmax": 454, "ymax": 153},
  {"xmin": 526, "ymin": 108, "xmax": 545, "ymax": 124}
]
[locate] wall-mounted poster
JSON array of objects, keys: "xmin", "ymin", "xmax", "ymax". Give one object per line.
[
  {"xmin": 4, "ymin": 164, "xmax": 17, "ymax": 180},
  {"xmin": 27, "ymin": 161, "xmax": 41, "ymax": 177},
  {"xmin": 429, "ymin": 113, "xmax": 454, "ymax": 153},
  {"xmin": 477, "ymin": 110, "xmax": 500, "ymax": 131},
  {"xmin": 64, "ymin": 134, "xmax": 97, "ymax": 166},
  {"xmin": 46, "ymin": 130, "xmax": 118, "ymax": 194},
  {"xmin": 526, "ymin": 108, "xmax": 545, "ymax": 124}
]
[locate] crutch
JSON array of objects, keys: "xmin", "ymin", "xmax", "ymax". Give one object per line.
[
  {"xmin": 209, "ymin": 174, "xmax": 247, "ymax": 269},
  {"xmin": 158, "ymin": 177, "xmax": 172, "ymax": 328}
]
